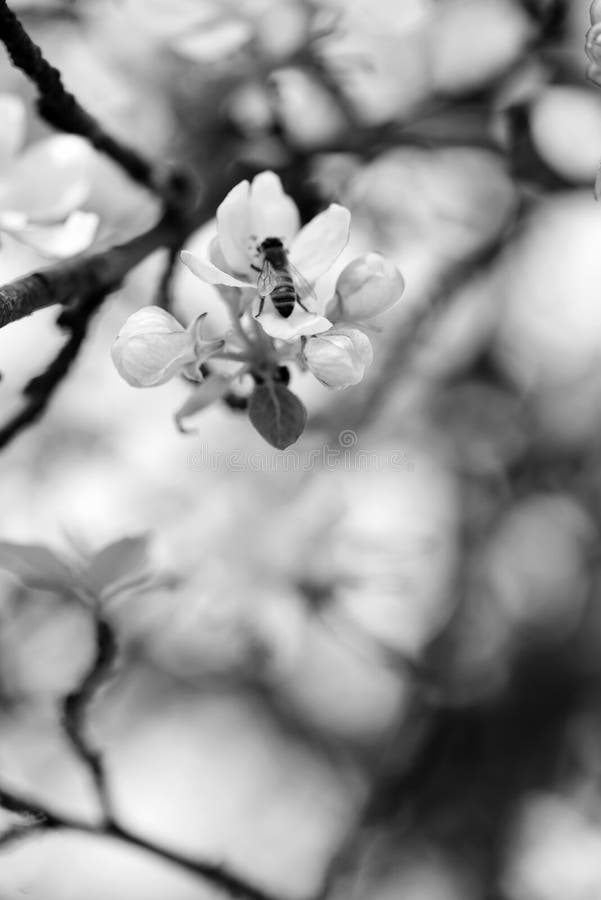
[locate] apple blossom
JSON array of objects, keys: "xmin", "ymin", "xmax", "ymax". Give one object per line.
[
  {"xmin": 0, "ymin": 94, "xmax": 98, "ymax": 258},
  {"xmin": 111, "ymin": 307, "xmax": 224, "ymax": 388},
  {"xmin": 331, "ymin": 253, "xmax": 405, "ymax": 322},
  {"xmin": 303, "ymin": 325, "xmax": 374, "ymax": 389},
  {"xmin": 111, "ymin": 171, "xmax": 405, "ymax": 445},
  {"xmin": 181, "ymin": 170, "xmax": 350, "ymax": 341}
]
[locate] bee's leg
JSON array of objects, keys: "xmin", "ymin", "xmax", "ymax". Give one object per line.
[
  {"xmin": 298, "ymin": 297, "xmax": 311, "ymax": 312},
  {"xmin": 255, "ymin": 296, "xmax": 265, "ymax": 317},
  {"xmin": 250, "ymin": 264, "xmax": 261, "ymax": 272}
]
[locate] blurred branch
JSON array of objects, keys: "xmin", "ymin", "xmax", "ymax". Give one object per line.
[
  {"xmin": 0, "ymin": 286, "xmax": 108, "ymax": 447},
  {"xmin": 0, "ymin": 211, "xmax": 182, "ymax": 448},
  {"xmin": 0, "ymin": 197, "xmax": 207, "ymax": 447},
  {"xmin": 0, "ymin": 779, "xmax": 286, "ymax": 900},
  {"xmin": 62, "ymin": 616, "xmax": 117, "ymax": 820},
  {"xmin": 153, "ymin": 243, "xmax": 183, "ymax": 311},
  {"xmin": 0, "ymin": 209, "xmax": 185, "ymax": 331},
  {"xmin": 0, "ymin": 0, "xmax": 171, "ymax": 197},
  {"xmin": 349, "ymin": 209, "xmax": 524, "ymax": 435}
]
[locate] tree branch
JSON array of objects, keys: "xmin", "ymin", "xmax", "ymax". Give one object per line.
[
  {"xmin": 0, "ymin": 209, "xmax": 192, "ymax": 448},
  {"xmin": 0, "ymin": 780, "xmax": 287, "ymax": 900},
  {"xmin": 0, "ymin": 0, "xmax": 168, "ymax": 197},
  {"xmin": 0, "ymin": 212, "xmax": 179, "ymax": 330}
]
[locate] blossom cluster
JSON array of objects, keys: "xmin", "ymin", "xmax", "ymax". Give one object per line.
[{"xmin": 112, "ymin": 172, "xmax": 404, "ymax": 447}]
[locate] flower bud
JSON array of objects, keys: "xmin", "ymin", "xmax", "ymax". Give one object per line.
[
  {"xmin": 591, "ymin": 0, "xmax": 601, "ymax": 25},
  {"xmin": 586, "ymin": 22, "xmax": 601, "ymax": 67},
  {"xmin": 111, "ymin": 306, "xmax": 197, "ymax": 387},
  {"xmin": 303, "ymin": 326, "xmax": 373, "ymax": 389},
  {"xmin": 333, "ymin": 253, "xmax": 405, "ymax": 321}
]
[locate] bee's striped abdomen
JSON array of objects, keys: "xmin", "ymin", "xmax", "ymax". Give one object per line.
[{"xmin": 271, "ymin": 275, "xmax": 296, "ymax": 318}]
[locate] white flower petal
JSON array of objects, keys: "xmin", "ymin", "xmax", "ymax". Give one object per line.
[
  {"xmin": 290, "ymin": 204, "xmax": 351, "ymax": 283},
  {"xmin": 256, "ymin": 301, "xmax": 332, "ymax": 341},
  {"xmin": 180, "ymin": 249, "xmax": 251, "ymax": 288},
  {"xmin": 0, "ymin": 94, "xmax": 26, "ymax": 169},
  {"xmin": 119, "ymin": 306, "xmax": 186, "ymax": 339},
  {"xmin": 249, "ymin": 170, "xmax": 300, "ymax": 246},
  {"xmin": 216, "ymin": 179, "xmax": 252, "ymax": 273},
  {"xmin": 0, "ymin": 135, "xmax": 93, "ymax": 220},
  {"xmin": 5, "ymin": 211, "xmax": 98, "ymax": 258},
  {"xmin": 172, "ymin": 19, "xmax": 251, "ymax": 62}
]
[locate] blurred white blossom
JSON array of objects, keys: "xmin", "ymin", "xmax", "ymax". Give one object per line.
[
  {"xmin": 0, "ymin": 95, "xmax": 98, "ymax": 258},
  {"xmin": 529, "ymin": 87, "xmax": 601, "ymax": 182},
  {"xmin": 505, "ymin": 794, "xmax": 601, "ymax": 900}
]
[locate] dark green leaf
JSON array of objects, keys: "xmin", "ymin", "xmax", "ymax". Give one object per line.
[{"xmin": 248, "ymin": 382, "xmax": 307, "ymax": 449}]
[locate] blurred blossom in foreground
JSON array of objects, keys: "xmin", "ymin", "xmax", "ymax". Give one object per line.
[
  {"xmin": 495, "ymin": 194, "xmax": 601, "ymax": 444},
  {"xmin": 348, "ymin": 147, "xmax": 516, "ymax": 272},
  {"xmin": 484, "ymin": 494, "xmax": 594, "ymax": 637},
  {"xmin": 0, "ymin": 94, "xmax": 98, "ymax": 259},
  {"xmin": 430, "ymin": 0, "xmax": 533, "ymax": 94},
  {"xmin": 321, "ymin": 0, "xmax": 432, "ymax": 124},
  {"xmin": 529, "ymin": 87, "xmax": 601, "ymax": 184},
  {"xmin": 505, "ymin": 794, "xmax": 601, "ymax": 900}
]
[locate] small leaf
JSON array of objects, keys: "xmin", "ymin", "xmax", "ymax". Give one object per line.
[
  {"xmin": 248, "ymin": 382, "xmax": 307, "ymax": 449},
  {"xmin": 0, "ymin": 541, "xmax": 74, "ymax": 593},
  {"xmin": 85, "ymin": 535, "xmax": 152, "ymax": 599},
  {"xmin": 175, "ymin": 375, "xmax": 233, "ymax": 432}
]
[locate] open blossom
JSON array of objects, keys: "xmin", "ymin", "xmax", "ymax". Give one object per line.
[
  {"xmin": 0, "ymin": 94, "xmax": 98, "ymax": 258},
  {"xmin": 181, "ymin": 170, "xmax": 351, "ymax": 341},
  {"xmin": 111, "ymin": 307, "xmax": 224, "ymax": 387},
  {"xmin": 111, "ymin": 169, "xmax": 405, "ymax": 445},
  {"xmin": 303, "ymin": 325, "xmax": 374, "ymax": 389},
  {"xmin": 331, "ymin": 252, "xmax": 405, "ymax": 321}
]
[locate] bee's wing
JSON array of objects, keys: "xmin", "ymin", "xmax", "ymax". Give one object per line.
[
  {"xmin": 288, "ymin": 262, "xmax": 320, "ymax": 314},
  {"xmin": 256, "ymin": 260, "xmax": 279, "ymax": 298}
]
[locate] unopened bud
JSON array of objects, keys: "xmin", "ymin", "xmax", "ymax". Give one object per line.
[
  {"xmin": 333, "ymin": 253, "xmax": 405, "ymax": 321},
  {"xmin": 587, "ymin": 22, "xmax": 601, "ymax": 67},
  {"xmin": 111, "ymin": 306, "xmax": 197, "ymax": 387},
  {"xmin": 303, "ymin": 326, "xmax": 373, "ymax": 389}
]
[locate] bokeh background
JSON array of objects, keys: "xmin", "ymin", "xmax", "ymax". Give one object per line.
[{"xmin": 0, "ymin": 1, "xmax": 601, "ymax": 898}]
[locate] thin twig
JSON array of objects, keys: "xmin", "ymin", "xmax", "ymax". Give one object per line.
[
  {"xmin": 62, "ymin": 616, "xmax": 117, "ymax": 819},
  {"xmin": 154, "ymin": 243, "xmax": 183, "ymax": 311},
  {"xmin": 0, "ymin": 287, "xmax": 108, "ymax": 447},
  {"xmin": 0, "ymin": 780, "xmax": 286, "ymax": 900}
]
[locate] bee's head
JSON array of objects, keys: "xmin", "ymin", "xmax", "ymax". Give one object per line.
[{"xmin": 258, "ymin": 237, "xmax": 284, "ymax": 251}]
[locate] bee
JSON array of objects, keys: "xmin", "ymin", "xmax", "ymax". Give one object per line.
[{"xmin": 252, "ymin": 237, "xmax": 315, "ymax": 319}]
